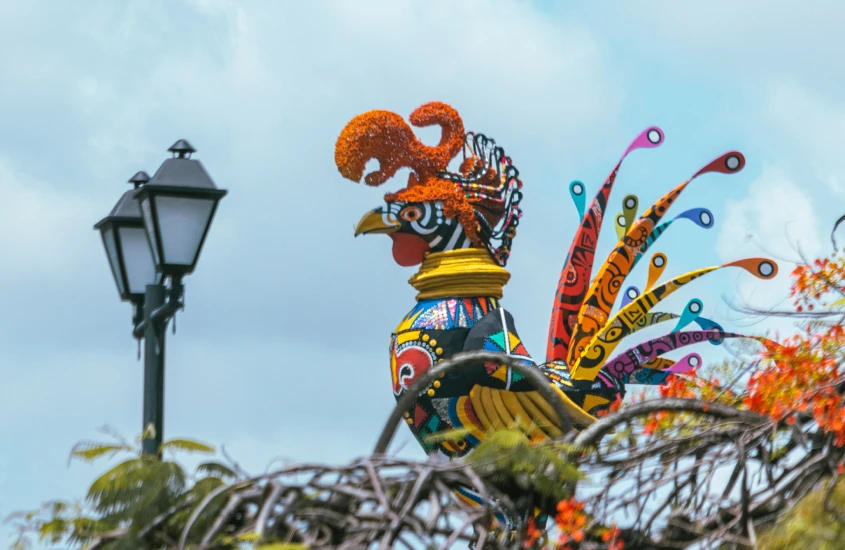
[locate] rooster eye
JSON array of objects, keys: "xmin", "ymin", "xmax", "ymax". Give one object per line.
[{"xmin": 400, "ymin": 206, "xmax": 423, "ymax": 222}]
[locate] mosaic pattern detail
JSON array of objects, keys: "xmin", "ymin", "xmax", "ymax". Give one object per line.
[{"xmin": 409, "ymin": 297, "xmax": 498, "ymax": 330}]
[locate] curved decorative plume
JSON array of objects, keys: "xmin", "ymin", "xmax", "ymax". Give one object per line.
[
  {"xmin": 623, "ymin": 352, "xmax": 702, "ymax": 385},
  {"xmin": 673, "ymin": 299, "xmax": 703, "ymax": 333},
  {"xmin": 665, "ymin": 352, "xmax": 702, "ymax": 373},
  {"xmin": 622, "ymin": 194, "xmax": 639, "ymax": 231},
  {"xmin": 569, "ymin": 181, "xmax": 586, "ymax": 221},
  {"xmin": 566, "ymin": 151, "xmax": 747, "ymax": 367},
  {"xmin": 631, "ymin": 207, "xmax": 715, "ymax": 270},
  {"xmin": 614, "ymin": 211, "xmax": 627, "ymax": 240},
  {"xmin": 545, "ymin": 126, "xmax": 665, "ymax": 364},
  {"xmin": 569, "ymin": 257, "xmax": 778, "ymax": 381},
  {"xmin": 634, "ymin": 343, "xmax": 709, "ymax": 377},
  {"xmin": 615, "ymin": 195, "xmax": 638, "ymax": 240},
  {"xmin": 639, "ymin": 357, "xmax": 678, "ymax": 373},
  {"xmin": 603, "ymin": 329, "xmax": 774, "ymax": 380},
  {"xmin": 589, "ymin": 310, "xmax": 697, "ymax": 376},
  {"xmin": 620, "ymin": 286, "xmax": 640, "ymax": 309},
  {"xmin": 595, "ymin": 311, "xmax": 678, "ymax": 345},
  {"xmin": 646, "ymin": 253, "xmax": 668, "ymax": 291},
  {"xmin": 694, "ymin": 315, "xmax": 727, "ymax": 345},
  {"xmin": 628, "ymin": 312, "xmax": 725, "ymax": 352}
]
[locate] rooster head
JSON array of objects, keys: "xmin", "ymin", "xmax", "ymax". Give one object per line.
[
  {"xmin": 354, "ymin": 199, "xmax": 481, "ymax": 267},
  {"xmin": 337, "ymin": 101, "xmax": 523, "ymax": 268}
]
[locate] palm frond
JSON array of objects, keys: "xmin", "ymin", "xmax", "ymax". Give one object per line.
[
  {"xmin": 195, "ymin": 461, "xmax": 237, "ymax": 480},
  {"xmin": 70, "ymin": 442, "xmax": 133, "ymax": 464},
  {"xmin": 161, "ymin": 438, "xmax": 215, "ymax": 455}
]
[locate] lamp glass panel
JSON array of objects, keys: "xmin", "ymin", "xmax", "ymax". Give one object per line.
[
  {"xmin": 102, "ymin": 227, "xmax": 125, "ymax": 295},
  {"xmin": 154, "ymin": 195, "xmax": 215, "ymax": 266},
  {"xmin": 118, "ymin": 226, "xmax": 158, "ymax": 294},
  {"xmin": 139, "ymin": 197, "xmax": 160, "ymax": 266}
]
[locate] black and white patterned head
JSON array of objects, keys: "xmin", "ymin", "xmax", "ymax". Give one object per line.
[{"xmin": 353, "ymin": 199, "xmax": 475, "ymax": 266}]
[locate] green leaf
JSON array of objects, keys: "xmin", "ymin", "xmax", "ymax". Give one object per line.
[
  {"xmin": 161, "ymin": 438, "xmax": 215, "ymax": 454},
  {"xmin": 88, "ymin": 458, "xmax": 147, "ymax": 496},
  {"xmin": 46, "ymin": 500, "xmax": 68, "ymax": 516},
  {"xmin": 484, "ymin": 427, "xmax": 531, "ymax": 449},
  {"xmin": 187, "ymin": 476, "xmax": 225, "ymax": 497},
  {"xmin": 423, "ymin": 428, "xmax": 471, "ymax": 444},
  {"xmin": 38, "ymin": 518, "xmax": 68, "ymax": 543},
  {"xmin": 70, "ymin": 442, "xmax": 133, "ymax": 463},
  {"xmin": 830, "ymin": 296, "xmax": 845, "ymax": 308},
  {"xmin": 196, "ymin": 461, "xmax": 237, "ymax": 479}
]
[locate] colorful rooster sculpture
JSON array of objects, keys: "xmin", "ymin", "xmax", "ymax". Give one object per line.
[{"xmin": 335, "ymin": 101, "xmax": 777, "ymax": 461}]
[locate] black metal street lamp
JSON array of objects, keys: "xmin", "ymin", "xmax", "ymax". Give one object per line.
[
  {"xmin": 94, "ymin": 171, "xmax": 162, "ymax": 304},
  {"xmin": 134, "ymin": 140, "xmax": 228, "ymax": 277},
  {"xmin": 94, "ymin": 140, "xmax": 228, "ymax": 457}
]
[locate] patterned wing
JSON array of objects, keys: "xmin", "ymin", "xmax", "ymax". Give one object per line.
[{"xmin": 458, "ymin": 309, "xmax": 598, "ymax": 440}]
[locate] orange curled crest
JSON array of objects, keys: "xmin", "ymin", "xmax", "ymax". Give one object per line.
[
  {"xmin": 335, "ymin": 101, "xmax": 524, "ymax": 263},
  {"xmin": 335, "ymin": 102, "xmax": 483, "ymax": 245},
  {"xmin": 335, "ymin": 101, "xmax": 465, "ymax": 188}
]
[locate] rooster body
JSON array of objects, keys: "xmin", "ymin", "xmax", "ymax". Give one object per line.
[
  {"xmin": 364, "ymin": 199, "xmax": 606, "ymax": 458},
  {"xmin": 337, "ymin": 101, "xmax": 778, "ymax": 460}
]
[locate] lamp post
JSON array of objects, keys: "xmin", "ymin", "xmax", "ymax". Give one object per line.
[{"xmin": 95, "ymin": 140, "xmax": 228, "ymax": 457}]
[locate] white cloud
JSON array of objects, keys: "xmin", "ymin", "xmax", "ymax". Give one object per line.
[
  {"xmin": 712, "ymin": 81, "xmax": 845, "ymax": 331},
  {"xmin": 68, "ymin": 0, "xmax": 625, "ymax": 172},
  {"xmin": 586, "ymin": 0, "xmax": 845, "ymax": 94},
  {"xmin": 756, "ymin": 82, "xmax": 845, "ymax": 196},
  {"xmin": 715, "ymin": 165, "xmax": 823, "ymax": 333},
  {"xmin": 717, "ymin": 165, "xmax": 822, "ymax": 263},
  {"xmin": 0, "ymin": 158, "xmax": 102, "ymax": 284}
]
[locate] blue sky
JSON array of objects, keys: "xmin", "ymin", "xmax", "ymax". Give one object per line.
[{"xmin": 1, "ymin": 0, "xmax": 844, "ymax": 546}]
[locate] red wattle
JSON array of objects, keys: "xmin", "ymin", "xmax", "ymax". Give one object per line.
[{"xmin": 390, "ymin": 233, "xmax": 431, "ymax": 267}]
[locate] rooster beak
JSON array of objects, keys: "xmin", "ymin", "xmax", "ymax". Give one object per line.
[{"xmin": 354, "ymin": 207, "xmax": 400, "ymax": 236}]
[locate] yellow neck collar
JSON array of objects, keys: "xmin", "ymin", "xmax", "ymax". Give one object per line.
[{"xmin": 408, "ymin": 248, "xmax": 511, "ymax": 301}]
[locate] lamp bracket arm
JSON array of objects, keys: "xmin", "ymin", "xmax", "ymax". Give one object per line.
[{"xmin": 132, "ymin": 276, "xmax": 185, "ymax": 338}]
